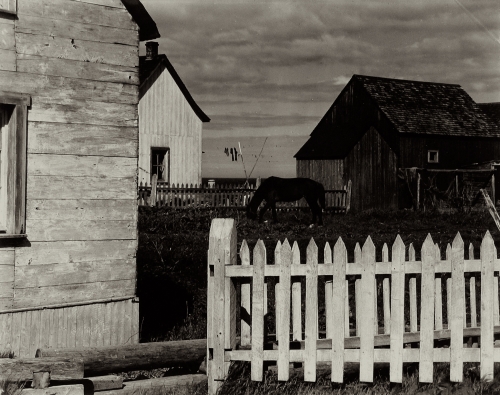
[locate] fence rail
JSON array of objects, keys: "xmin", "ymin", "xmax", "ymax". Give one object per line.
[
  {"xmin": 138, "ymin": 181, "xmax": 351, "ymax": 212},
  {"xmin": 207, "ymin": 218, "xmax": 500, "ymax": 393}
]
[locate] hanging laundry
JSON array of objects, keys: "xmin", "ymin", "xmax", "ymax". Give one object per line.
[
  {"xmin": 224, "ymin": 147, "xmax": 229, "ymax": 156},
  {"xmin": 234, "ymin": 148, "xmax": 238, "ymax": 161}
]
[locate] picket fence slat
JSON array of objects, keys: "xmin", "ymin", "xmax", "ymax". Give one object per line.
[
  {"xmin": 390, "ymin": 236, "xmax": 405, "ymax": 383},
  {"xmin": 450, "ymin": 233, "xmax": 464, "ymax": 382},
  {"xmin": 331, "ymin": 237, "xmax": 347, "ymax": 383},
  {"xmin": 420, "ymin": 235, "xmax": 436, "ymax": 383},
  {"xmin": 292, "ymin": 242, "xmax": 302, "ymax": 342},
  {"xmin": 207, "ymin": 220, "xmax": 500, "ymax": 394},
  {"xmin": 359, "ymin": 237, "xmax": 375, "ymax": 382},
  {"xmin": 251, "ymin": 240, "xmax": 266, "ymax": 381},
  {"xmin": 277, "ymin": 240, "xmax": 291, "ymax": 381},
  {"xmin": 480, "ymin": 232, "xmax": 495, "ymax": 381},
  {"xmin": 304, "ymin": 239, "xmax": 318, "ymax": 382}
]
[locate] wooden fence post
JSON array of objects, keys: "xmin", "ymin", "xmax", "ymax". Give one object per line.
[
  {"xmin": 207, "ymin": 219, "xmax": 237, "ymax": 395},
  {"xmin": 150, "ymin": 174, "xmax": 157, "ymax": 207},
  {"xmin": 480, "ymin": 231, "xmax": 495, "ymax": 381}
]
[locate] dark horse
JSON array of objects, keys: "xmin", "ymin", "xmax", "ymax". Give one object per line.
[{"xmin": 246, "ymin": 177, "xmax": 326, "ymax": 225}]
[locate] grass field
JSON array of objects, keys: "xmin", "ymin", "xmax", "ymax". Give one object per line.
[{"xmin": 137, "ymin": 207, "xmax": 500, "ymax": 393}]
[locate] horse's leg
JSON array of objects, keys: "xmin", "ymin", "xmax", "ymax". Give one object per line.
[
  {"xmin": 305, "ymin": 197, "xmax": 322, "ymax": 225},
  {"xmin": 259, "ymin": 201, "xmax": 272, "ymax": 223}
]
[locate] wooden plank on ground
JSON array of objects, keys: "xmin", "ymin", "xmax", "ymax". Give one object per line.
[
  {"xmin": 88, "ymin": 375, "xmax": 123, "ymax": 391},
  {"xmin": 97, "ymin": 375, "xmax": 206, "ymax": 395},
  {"xmin": 21, "ymin": 385, "xmax": 84, "ymax": 395},
  {"xmin": 0, "ymin": 357, "xmax": 84, "ymax": 380},
  {"xmin": 304, "ymin": 238, "xmax": 318, "ymax": 382}
]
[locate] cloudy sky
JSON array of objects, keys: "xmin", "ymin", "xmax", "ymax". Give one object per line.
[{"xmin": 140, "ymin": 0, "xmax": 500, "ymax": 180}]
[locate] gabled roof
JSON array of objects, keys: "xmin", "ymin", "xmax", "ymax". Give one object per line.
[
  {"xmin": 139, "ymin": 54, "xmax": 210, "ymax": 122},
  {"xmin": 295, "ymin": 75, "xmax": 500, "ymax": 159},
  {"xmin": 121, "ymin": 0, "xmax": 160, "ymax": 41},
  {"xmin": 478, "ymin": 102, "xmax": 500, "ymax": 125}
]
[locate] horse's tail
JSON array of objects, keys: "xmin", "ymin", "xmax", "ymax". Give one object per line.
[{"xmin": 319, "ymin": 184, "xmax": 326, "ymax": 210}]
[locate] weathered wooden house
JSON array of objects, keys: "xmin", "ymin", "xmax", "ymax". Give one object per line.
[
  {"xmin": 138, "ymin": 42, "xmax": 210, "ymax": 186},
  {"xmin": 0, "ymin": 0, "xmax": 159, "ymax": 356},
  {"xmin": 295, "ymin": 75, "xmax": 500, "ymax": 211}
]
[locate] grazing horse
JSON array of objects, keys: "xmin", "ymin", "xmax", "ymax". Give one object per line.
[{"xmin": 246, "ymin": 176, "xmax": 326, "ymax": 225}]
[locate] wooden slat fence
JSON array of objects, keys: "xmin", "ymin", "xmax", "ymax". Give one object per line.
[
  {"xmin": 207, "ymin": 218, "xmax": 500, "ymax": 394},
  {"xmin": 138, "ymin": 181, "xmax": 351, "ymax": 213}
]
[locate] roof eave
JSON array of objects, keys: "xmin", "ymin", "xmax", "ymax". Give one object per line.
[{"xmin": 121, "ymin": 0, "xmax": 160, "ymax": 41}]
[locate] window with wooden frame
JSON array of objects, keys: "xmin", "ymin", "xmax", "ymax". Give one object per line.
[
  {"xmin": 151, "ymin": 147, "xmax": 170, "ymax": 183},
  {"xmin": 0, "ymin": 92, "xmax": 30, "ymax": 236},
  {"xmin": 427, "ymin": 150, "xmax": 439, "ymax": 164}
]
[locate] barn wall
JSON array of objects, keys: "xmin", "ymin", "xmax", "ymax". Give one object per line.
[
  {"xmin": 400, "ymin": 134, "xmax": 500, "ymax": 169},
  {"xmin": 0, "ymin": 0, "xmax": 140, "ymax": 353},
  {"xmin": 296, "ymin": 159, "xmax": 344, "ymax": 189},
  {"xmin": 138, "ymin": 62, "xmax": 203, "ymax": 185},
  {"xmin": 344, "ymin": 127, "xmax": 398, "ymax": 211}
]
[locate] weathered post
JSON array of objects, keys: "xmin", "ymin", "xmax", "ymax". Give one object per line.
[
  {"xmin": 207, "ymin": 219, "xmax": 237, "ymax": 395},
  {"xmin": 150, "ymin": 174, "xmax": 158, "ymax": 207}
]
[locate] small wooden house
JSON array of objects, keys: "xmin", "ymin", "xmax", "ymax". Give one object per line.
[
  {"xmin": 295, "ymin": 75, "xmax": 500, "ymax": 211},
  {"xmin": 138, "ymin": 42, "xmax": 210, "ymax": 186},
  {"xmin": 0, "ymin": 0, "xmax": 159, "ymax": 356}
]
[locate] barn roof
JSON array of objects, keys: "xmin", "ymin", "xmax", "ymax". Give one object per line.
[
  {"xmin": 295, "ymin": 75, "xmax": 500, "ymax": 159},
  {"xmin": 139, "ymin": 54, "xmax": 210, "ymax": 122},
  {"xmin": 478, "ymin": 102, "xmax": 500, "ymax": 125},
  {"xmin": 121, "ymin": 0, "xmax": 160, "ymax": 41}
]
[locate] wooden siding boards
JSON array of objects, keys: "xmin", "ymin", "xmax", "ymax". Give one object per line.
[
  {"xmin": 296, "ymin": 160, "xmax": 344, "ymax": 190},
  {"xmin": 0, "ymin": 0, "xmax": 145, "ymax": 353},
  {"xmin": 138, "ymin": 58, "xmax": 205, "ymax": 185}
]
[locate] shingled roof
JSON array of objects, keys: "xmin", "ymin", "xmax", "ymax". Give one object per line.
[
  {"xmin": 356, "ymin": 75, "xmax": 499, "ymax": 137},
  {"xmin": 478, "ymin": 102, "xmax": 500, "ymax": 126},
  {"xmin": 295, "ymin": 75, "xmax": 500, "ymax": 159}
]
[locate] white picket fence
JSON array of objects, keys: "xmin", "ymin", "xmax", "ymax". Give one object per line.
[{"xmin": 207, "ymin": 218, "xmax": 500, "ymax": 394}]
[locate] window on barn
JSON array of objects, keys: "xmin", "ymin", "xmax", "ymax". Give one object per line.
[
  {"xmin": 151, "ymin": 147, "xmax": 170, "ymax": 183},
  {"xmin": 0, "ymin": 92, "xmax": 30, "ymax": 236},
  {"xmin": 428, "ymin": 150, "xmax": 439, "ymax": 164}
]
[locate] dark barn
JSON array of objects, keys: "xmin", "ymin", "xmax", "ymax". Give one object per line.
[{"xmin": 295, "ymin": 75, "xmax": 500, "ymax": 211}]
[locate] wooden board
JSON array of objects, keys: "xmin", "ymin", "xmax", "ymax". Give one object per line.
[
  {"xmin": 26, "ymin": 199, "xmax": 137, "ymax": 221},
  {"xmin": 25, "ymin": 219, "xmax": 136, "ymax": 241},
  {"xmin": 74, "ymin": 0, "xmax": 125, "ymax": 8},
  {"xmin": 17, "ymin": 54, "xmax": 139, "ymax": 85},
  {"xmin": 15, "ymin": 259, "xmax": 135, "ymax": 288},
  {"xmin": 28, "ymin": 154, "xmax": 137, "ymax": 179},
  {"xmin": 16, "ymin": 14, "xmax": 137, "ymax": 46},
  {"xmin": 27, "ymin": 100, "xmax": 137, "ymax": 127},
  {"xmin": 0, "ymin": 70, "xmax": 138, "ymax": 105},
  {"xmin": 98, "ymin": 376, "xmax": 207, "ymax": 395},
  {"xmin": 27, "ymin": 176, "xmax": 136, "ymax": 200},
  {"xmin": 21, "ymin": 385, "xmax": 83, "ymax": 395},
  {"xmin": 0, "ymin": 48, "xmax": 15, "ymax": 71},
  {"xmin": 0, "ymin": 357, "xmax": 84, "ymax": 380},
  {"xmin": 0, "ymin": 21, "xmax": 15, "ymax": 50},
  {"xmin": 15, "ymin": 33, "xmax": 138, "ymax": 68},
  {"xmin": 15, "ymin": 240, "xmax": 137, "ymax": 266},
  {"xmin": 17, "ymin": 0, "xmax": 137, "ymax": 31},
  {"xmin": 27, "ymin": 122, "xmax": 137, "ymax": 157},
  {"xmin": 13, "ymin": 279, "xmax": 136, "ymax": 308}
]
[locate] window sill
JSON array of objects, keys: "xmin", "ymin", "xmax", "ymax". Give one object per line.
[
  {"xmin": 0, "ymin": 9, "xmax": 16, "ymax": 16},
  {"xmin": 0, "ymin": 233, "xmax": 27, "ymax": 239}
]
